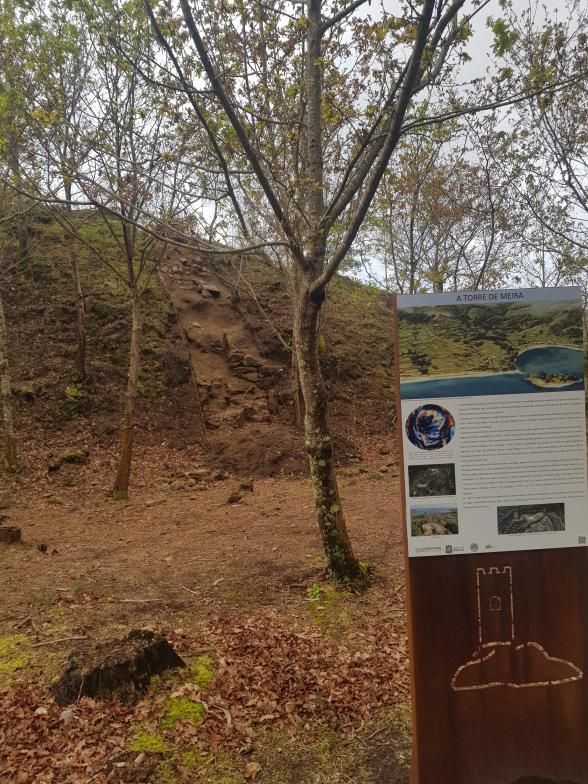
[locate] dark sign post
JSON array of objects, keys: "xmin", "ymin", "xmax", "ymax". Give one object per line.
[{"xmin": 392, "ymin": 287, "xmax": 588, "ymax": 784}]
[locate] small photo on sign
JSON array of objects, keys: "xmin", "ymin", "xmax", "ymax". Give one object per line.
[
  {"xmin": 405, "ymin": 403, "xmax": 455, "ymax": 450},
  {"xmin": 497, "ymin": 503, "xmax": 565, "ymax": 535},
  {"xmin": 408, "ymin": 463, "xmax": 456, "ymax": 497},
  {"xmin": 411, "ymin": 506, "xmax": 459, "ymax": 537}
]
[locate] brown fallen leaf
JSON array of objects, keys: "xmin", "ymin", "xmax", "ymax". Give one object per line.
[{"xmin": 244, "ymin": 761, "xmax": 262, "ymax": 779}]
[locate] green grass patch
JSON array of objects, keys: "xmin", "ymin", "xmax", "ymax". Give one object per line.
[
  {"xmin": 61, "ymin": 448, "xmax": 88, "ymax": 464},
  {"xmin": 65, "ymin": 383, "xmax": 86, "ymax": 401},
  {"xmin": 193, "ymin": 750, "xmax": 242, "ymax": 784},
  {"xmin": 306, "ymin": 584, "xmax": 323, "ymax": 601},
  {"xmin": 180, "ymin": 749, "xmax": 206, "ymax": 770},
  {"xmin": 196, "ymin": 716, "xmax": 410, "ymax": 784}
]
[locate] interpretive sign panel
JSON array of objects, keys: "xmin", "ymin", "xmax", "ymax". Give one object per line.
[
  {"xmin": 396, "ymin": 286, "xmax": 587, "ymax": 557},
  {"xmin": 392, "ymin": 287, "xmax": 588, "ymax": 784}
]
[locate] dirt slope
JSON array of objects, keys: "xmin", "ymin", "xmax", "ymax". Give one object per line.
[
  {"xmin": 1, "ymin": 214, "xmax": 395, "ymax": 492},
  {"xmin": 160, "ymin": 244, "xmax": 396, "ymax": 477},
  {"xmin": 160, "ymin": 247, "xmax": 306, "ymax": 476}
]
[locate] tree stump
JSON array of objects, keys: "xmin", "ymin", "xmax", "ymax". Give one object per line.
[
  {"xmin": 51, "ymin": 629, "xmax": 186, "ymax": 705},
  {"xmin": 0, "ymin": 526, "xmax": 21, "ymax": 544}
]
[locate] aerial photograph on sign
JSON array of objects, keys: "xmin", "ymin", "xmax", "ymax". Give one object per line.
[
  {"xmin": 408, "ymin": 464, "xmax": 456, "ymax": 497},
  {"xmin": 410, "ymin": 506, "xmax": 459, "ymax": 536},
  {"xmin": 497, "ymin": 503, "xmax": 566, "ymax": 534},
  {"xmin": 398, "ymin": 296, "xmax": 584, "ymax": 398}
]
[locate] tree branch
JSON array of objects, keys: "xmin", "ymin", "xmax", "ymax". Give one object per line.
[
  {"xmin": 321, "ymin": 0, "xmax": 371, "ymax": 33},
  {"xmin": 0, "ymin": 179, "xmax": 295, "ymax": 258},
  {"xmin": 176, "ymin": 0, "xmax": 305, "ymax": 265},
  {"xmin": 143, "ymin": 0, "xmax": 250, "ymax": 237},
  {"xmin": 401, "ymin": 70, "xmax": 588, "ymax": 136},
  {"xmin": 313, "ymin": 0, "xmax": 437, "ymax": 294}
]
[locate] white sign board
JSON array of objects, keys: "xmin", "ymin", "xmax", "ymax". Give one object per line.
[{"xmin": 397, "ymin": 286, "xmax": 588, "ymax": 557}]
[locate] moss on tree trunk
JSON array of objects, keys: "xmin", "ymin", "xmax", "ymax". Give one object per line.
[{"xmin": 294, "ymin": 285, "xmax": 360, "ymax": 581}]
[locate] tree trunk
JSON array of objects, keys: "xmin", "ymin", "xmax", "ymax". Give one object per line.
[
  {"xmin": 0, "ymin": 294, "xmax": 17, "ymax": 472},
  {"xmin": 8, "ymin": 134, "xmax": 28, "ymax": 262},
  {"xmin": 64, "ymin": 179, "xmax": 73, "ymax": 210},
  {"xmin": 112, "ymin": 293, "xmax": 142, "ymax": 498},
  {"xmin": 294, "ymin": 286, "xmax": 361, "ymax": 580},
  {"xmin": 70, "ymin": 248, "xmax": 86, "ymax": 381},
  {"xmin": 290, "ymin": 350, "xmax": 303, "ymax": 428}
]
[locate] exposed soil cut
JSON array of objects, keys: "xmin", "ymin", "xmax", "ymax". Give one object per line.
[{"xmin": 159, "ymin": 245, "xmax": 394, "ymax": 478}]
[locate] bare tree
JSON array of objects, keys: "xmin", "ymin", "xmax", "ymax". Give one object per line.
[
  {"xmin": 69, "ymin": 242, "xmax": 87, "ymax": 382},
  {"xmin": 2, "ymin": 0, "xmax": 201, "ymax": 496},
  {"xmin": 488, "ymin": 0, "xmax": 588, "ymax": 297},
  {"xmin": 72, "ymin": 8, "xmax": 188, "ymax": 498},
  {"xmin": 135, "ymin": 0, "xmax": 488, "ymax": 578}
]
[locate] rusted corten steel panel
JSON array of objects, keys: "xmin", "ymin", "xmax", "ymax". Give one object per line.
[{"xmin": 408, "ymin": 548, "xmax": 588, "ymax": 783}]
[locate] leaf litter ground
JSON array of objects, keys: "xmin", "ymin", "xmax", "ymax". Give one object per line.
[{"xmin": 0, "ymin": 471, "xmax": 410, "ymax": 783}]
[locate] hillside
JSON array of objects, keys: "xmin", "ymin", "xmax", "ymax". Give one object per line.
[
  {"xmin": 1, "ymin": 213, "xmax": 395, "ymax": 494},
  {"xmin": 0, "ymin": 216, "xmax": 409, "ymax": 784}
]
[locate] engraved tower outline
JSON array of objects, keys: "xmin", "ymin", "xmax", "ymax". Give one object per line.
[
  {"xmin": 477, "ymin": 566, "xmax": 514, "ymax": 648},
  {"xmin": 451, "ymin": 565, "xmax": 583, "ymax": 691}
]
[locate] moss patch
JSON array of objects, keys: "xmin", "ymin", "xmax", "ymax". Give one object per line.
[
  {"xmin": 126, "ymin": 727, "xmax": 167, "ymax": 754},
  {"xmin": 161, "ymin": 697, "xmax": 205, "ymax": 730},
  {"xmin": 61, "ymin": 448, "xmax": 89, "ymax": 464},
  {"xmin": 0, "ymin": 635, "xmax": 31, "ymax": 686},
  {"xmin": 188, "ymin": 654, "xmax": 216, "ymax": 690},
  {"xmin": 307, "ymin": 584, "xmax": 351, "ymax": 638},
  {"xmin": 65, "ymin": 385, "xmax": 86, "ymax": 401}
]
